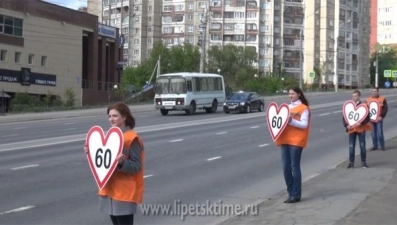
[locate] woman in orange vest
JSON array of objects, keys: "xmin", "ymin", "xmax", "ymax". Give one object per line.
[
  {"xmin": 84, "ymin": 102, "xmax": 145, "ymax": 225},
  {"xmin": 275, "ymin": 87, "xmax": 311, "ymax": 204}
]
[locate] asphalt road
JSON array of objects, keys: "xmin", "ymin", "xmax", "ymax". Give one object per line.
[
  {"xmin": 1, "ymin": 90, "xmax": 395, "ymax": 145},
  {"xmin": 1, "ymin": 91, "xmax": 397, "ymax": 225}
]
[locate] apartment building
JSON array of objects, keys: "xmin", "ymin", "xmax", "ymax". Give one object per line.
[
  {"xmin": 161, "ymin": 0, "xmax": 274, "ymax": 75},
  {"xmin": 376, "ymin": 0, "xmax": 397, "ymax": 46},
  {"xmin": 302, "ymin": 0, "xmax": 371, "ymax": 88},
  {"xmin": 160, "ymin": 0, "xmax": 370, "ymax": 87},
  {"xmin": 87, "ymin": 0, "xmax": 162, "ymax": 66}
]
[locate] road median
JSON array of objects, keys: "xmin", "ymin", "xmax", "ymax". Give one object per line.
[{"xmin": 0, "ymin": 89, "xmax": 376, "ymax": 123}]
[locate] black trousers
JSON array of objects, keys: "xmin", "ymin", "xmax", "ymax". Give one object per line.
[{"xmin": 110, "ymin": 214, "xmax": 134, "ymax": 225}]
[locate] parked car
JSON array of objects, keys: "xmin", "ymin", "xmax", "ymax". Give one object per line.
[{"xmin": 223, "ymin": 91, "xmax": 265, "ymax": 114}]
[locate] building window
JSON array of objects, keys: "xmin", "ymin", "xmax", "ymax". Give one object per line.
[
  {"xmin": 15, "ymin": 52, "xmax": 20, "ymax": 63},
  {"xmin": 28, "ymin": 54, "xmax": 34, "ymax": 64},
  {"xmin": 0, "ymin": 14, "xmax": 23, "ymax": 37},
  {"xmin": 41, "ymin": 56, "xmax": 47, "ymax": 67},
  {"xmin": 0, "ymin": 50, "xmax": 7, "ymax": 61}
]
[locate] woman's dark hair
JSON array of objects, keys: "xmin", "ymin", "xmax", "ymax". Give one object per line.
[
  {"xmin": 289, "ymin": 86, "xmax": 309, "ymax": 107},
  {"xmin": 107, "ymin": 102, "xmax": 135, "ymax": 129}
]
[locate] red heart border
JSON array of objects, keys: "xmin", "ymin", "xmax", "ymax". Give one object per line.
[
  {"xmin": 342, "ymin": 101, "xmax": 369, "ymax": 127},
  {"xmin": 266, "ymin": 102, "xmax": 290, "ymax": 142},
  {"xmin": 368, "ymin": 101, "xmax": 380, "ymax": 122},
  {"xmin": 85, "ymin": 126, "xmax": 124, "ymax": 190}
]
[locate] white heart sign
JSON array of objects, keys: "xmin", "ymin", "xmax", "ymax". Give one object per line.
[
  {"xmin": 343, "ymin": 101, "xmax": 369, "ymax": 127},
  {"xmin": 85, "ymin": 126, "xmax": 124, "ymax": 190},
  {"xmin": 266, "ymin": 102, "xmax": 290, "ymax": 142},
  {"xmin": 368, "ymin": 101, "xmax": 380, "ymax": 122}
]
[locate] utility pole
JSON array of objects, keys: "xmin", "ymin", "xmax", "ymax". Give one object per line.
[
  {"xmin": 375, "ymin": 51, "xmax": 379, "ymax": 88},
  {"xmin": 128, "ymin": 0, "xmax": 135, "ymax": 67},
  {"xmin": 199, "ymin": 8, "xmax": 208, "ymax": 73},
  {"xmin": 108, "ymin": 2, "xmax": 111, "ymax": 26},
  {"xmin": 299, "ymin": 29, "xmax": 303, "ymax": 89}
]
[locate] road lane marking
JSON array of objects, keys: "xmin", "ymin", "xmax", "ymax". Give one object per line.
[
  {"xmin": 0, "ymin": 206, "xmax": 35, "ymax": 215},
  {"xmin": 333, "ymin": 110, "xmax": 342, "ymax": 113},
  {"xmin": 251, "ymin": 126, "xmax": 259, "ymax": 129},
  {"xmin": 144, "ymin": 174, "xmax": 154, "ymax": 179},
  {"xmin": 169, "ymin": 139, "xmax": 183, "ymax": 143},
  {"xmin": 64, "ymin": 122, "xmax": 75, "ymax": 125},
  {"xmin": 259, "ymin": 144, "xmax": 269, "ymax": 147},
  {"xmin": 10, "ymin": 164, "xmax": 39, "ymax": 171},
  {"xmin": 14, "ymin": 127, "xmax": 28, "ymax": 130},
  {"xmin": 319, "ymin": 113, "xmax": 331, "ymax": 117},
  {"xmin": 64, "ymin": 128, "xmax": 76, "ymax": 131},
  {"xmin": 1, "ymin": 134, "xmax": 17, "ymax": 137},
  {"xmin": 207, "ymin": 156, "xmax": 222, "ymax": 161},
  {"xmin": 216, "ymin": 132, "xmax": 227, "ymax": 135},
  {"xmin": 1, "ymin": 99, "xmax": 389, "ymax": 152}
]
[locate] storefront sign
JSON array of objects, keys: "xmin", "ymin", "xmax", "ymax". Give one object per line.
[
  {"xmin": 0, "ymin": 68, "xmax": 56, "ymax": 86},
  {"xmin": 98, "ymin": 23, "xmax": 116, "ymax": 39}
]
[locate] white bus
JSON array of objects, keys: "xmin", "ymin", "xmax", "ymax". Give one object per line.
[{"xmin": 154, "ymin": 72, "xmax": 226, "ymax": 115}]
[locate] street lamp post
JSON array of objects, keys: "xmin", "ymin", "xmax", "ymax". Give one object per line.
[{"xmin": 299, "ymin": 29, "xmax": 303, "ymax": 89}]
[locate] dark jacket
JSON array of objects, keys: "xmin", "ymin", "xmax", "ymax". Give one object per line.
[{"xmin": 380, "ymin": 98, "xmax": 388, "ymax": 118}]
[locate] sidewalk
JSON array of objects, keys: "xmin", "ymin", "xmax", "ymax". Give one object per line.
[
  {"xmin": 0, "ymin": 91, "xmax": 344, "ymax": 123},
  {"xmin": 217, "ymin": 136, "xmax": 397, "ymax": 225}
]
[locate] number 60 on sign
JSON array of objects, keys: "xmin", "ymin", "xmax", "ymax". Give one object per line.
[{"xmin": 85, "ymin": 126, "xmax": 124, "ymax": 190}]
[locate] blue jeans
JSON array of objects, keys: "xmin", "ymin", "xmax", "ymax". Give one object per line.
[
  {"xmin": 371, "ymin": 121, "xmax": 385, "ymax": 149},
  {"xmin": 281, "ymin": 144, "xmax": 303, "ymax": 198},
  {"xmin": 349, "ymin": 132, "xmax": 366, "ymax": 163}
]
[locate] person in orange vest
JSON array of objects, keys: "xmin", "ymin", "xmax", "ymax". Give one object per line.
[
  {"xmin": 275, "ymin": 87, "xmax": 311, "ymax": 204},
  {"xmin": 367, "ymin": 87, "xmax": 388, "ymax": 151},
  {"xmin": 84, "ymin": 102, "xmax": 144, "ymax": 225},
  {"xmin": 342, "ymin": 90, "xmax": 371, "ymax": 169}
]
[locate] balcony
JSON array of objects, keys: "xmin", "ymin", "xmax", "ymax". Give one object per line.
[
  {"xmin": 210, "ymin": 0, "xmax": 222, "ymax": 11},
  {"xmin": 284, "ymin": 0, "xmax": 304, "ymax": 7},
  {"xmin": 247, "ymin": 1, "xmax": 259, "ymax": 10}
]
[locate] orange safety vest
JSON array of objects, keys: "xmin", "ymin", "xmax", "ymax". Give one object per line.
[
  {"xmin": 346, "ymin": 101, "xmax": 372, "ymax": 134},
  {"xmin": 366, "ymin": 95, "xmax": 385, "ymax": 116},
  {"xmin": 275, "ymin": 103, "xmax": 311, "ymax": 148},
  {"xmin": 98, "ymin": 130, "xmax": 144, "ymax": 204}
]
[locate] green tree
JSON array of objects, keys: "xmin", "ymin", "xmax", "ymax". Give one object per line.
[
  {"xmin": 370, "ymin": 46, "xmax": 397, "ymax": 87},
  {"xmin": 121, "ymin": 41, "xmax": 200, "ymax": 90},
  {"xmin": 206, "ymin": 44, "xmax": 257, "ymax": 89},
  {"xmin": 313, "ymin": 61, "xmax": 326, "ymax": 86}
]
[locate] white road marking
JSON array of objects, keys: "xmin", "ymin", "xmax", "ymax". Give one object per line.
[
  {"xmin": 259, "ymin": 144, "xmax": 269, "ymax": 147},
  {"xmin": 251, "ymin": 126, "xmax": 259, "ymax": 129},
  {"xmin": 10, "ymin": 164, "xmax": 39, "ymax": 171},
  {"xmin": 64, "ymin": 128, "xmax": 76, "ymax": 131},
  {"xmin": 207, "ymin": 156, "xmax": 222, "ymax": 161},
  {"xmin": 0, "ymin": 99, "xmax": 383, "ymax": 153},
  {"xmin": 144, "ymin": 174, "xmax": 154, "ymax": 179},
  {"xmin": 169, "ymin": 139, "xmax": 183, "ymax": 143},
  {"xmin": 333, "ymin": 110, "xmax": 342, "ymax": 114},
  {"xmin": 64, "ymin": 122, "xmax": 75, "ymax": 125},
  {"xmin": 0, "ymin": 206, "xmax": 35, "ymax": 215},
  {"xmin": 319, "ymin": 113, "xmax": 331, "ymax": 117},
  {"xmin": 216, "ymin": 132, "xmax": 227, "ymax": 135},
  {"xmin": 14, "ymin": 127, "xmax": 28, "ymax": 130},
  {"xmin": 1, "ymin": 134, "xmax": 18, "ymax": 138}
]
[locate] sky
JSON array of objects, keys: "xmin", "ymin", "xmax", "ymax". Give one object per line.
[{"xmin": 44, "ymin": 0, "xmax": 87, "ymax": 10}]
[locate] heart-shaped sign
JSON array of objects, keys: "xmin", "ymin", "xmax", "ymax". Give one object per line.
[
  {"xmin": 343, "ymin": 101, "xmax": 369, "ymax": 127},
  {"xmin": 266, "ymin": 102, "xmax": 290, "ymax": 142},
  {"xmin": 85, "ymin": 126, "xmax": 124, "ymax": 190},
  {"xmin": 368, "ymin": 101, "xmax": 380, "ymax": 122}
]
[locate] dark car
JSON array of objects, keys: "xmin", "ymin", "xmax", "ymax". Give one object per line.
[{"xmin": 223, "ymin": 91, "xmax": 265, "ymax": 114}]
